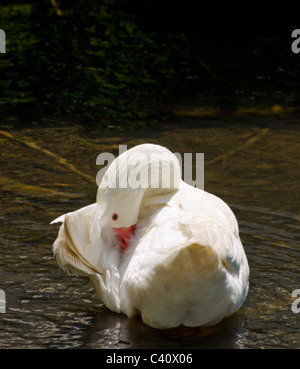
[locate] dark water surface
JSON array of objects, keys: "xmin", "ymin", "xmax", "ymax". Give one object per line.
[{"xmin": 0, "ymin": 118, "xmax": 299, "ymax": 348}]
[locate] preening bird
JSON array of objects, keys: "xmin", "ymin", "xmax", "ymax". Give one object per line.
[{"xmin": 51, "ymin": 143, "xmax": 249, "ymax": 329}]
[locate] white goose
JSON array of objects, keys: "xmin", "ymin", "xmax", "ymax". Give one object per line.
[{"xmin": 51, "ymin": 143, "xmax": 249, "ymax": 329}]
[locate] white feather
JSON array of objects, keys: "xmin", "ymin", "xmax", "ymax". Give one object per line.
[{"xmin": 51, "ymin": 143, "xmax": 249, "ymax": 329}]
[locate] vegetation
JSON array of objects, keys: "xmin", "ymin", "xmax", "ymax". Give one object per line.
[
  {"xmin": 0, "ymin": 1, "xmax": 192, "ymax": 128},
  {"xmin": 1, "ymin": 1, "xmax": 299, "ymax": 129}
]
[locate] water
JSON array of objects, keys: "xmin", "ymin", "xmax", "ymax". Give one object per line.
[{"xmin": 0, "ymin": 119, "xmax": 299, "ymax": 348}]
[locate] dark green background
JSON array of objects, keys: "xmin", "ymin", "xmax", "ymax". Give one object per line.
[{"xmin": 1, "ymin": 0, "xmax": 299, "ymax": 129}]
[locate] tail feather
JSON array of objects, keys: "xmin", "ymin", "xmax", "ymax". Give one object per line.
[
  {"xmin": 51, "ymin": 204, "xmax": 99, "ymax": 276},
  {"xmin": 51, "ymin": 203, "xmax": 122, "ymax": 313},
  {"xmin": 53, "ymin": 220, "xmax": 98, "ymax": 276}
]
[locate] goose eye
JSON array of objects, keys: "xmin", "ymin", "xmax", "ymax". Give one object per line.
[{"xmin": 112, "ymin": 213, "xmax": 118, "ymax": 221}]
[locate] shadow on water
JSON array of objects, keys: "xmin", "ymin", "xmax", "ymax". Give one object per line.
[{"xmin": 0, "ymin": 118, "xmax": 299, "ymax": 348}]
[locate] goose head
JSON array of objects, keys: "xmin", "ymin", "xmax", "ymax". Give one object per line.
[
  {"xmin": 96, "ymin": 186, "xmax": 142, "ymax": 251},
  {"xmin": 96, "ymin": 144, "xmax": 181, "ymax": 251}
]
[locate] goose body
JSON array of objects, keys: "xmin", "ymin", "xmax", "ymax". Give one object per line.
[{"xmin": 51, "ymin": 144, "xmax": 249, "ymax": 329}]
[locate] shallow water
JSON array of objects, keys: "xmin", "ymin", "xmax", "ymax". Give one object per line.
[{"xmin": 0, "ymin": 118, "xmax": 299, "ymax": 348}]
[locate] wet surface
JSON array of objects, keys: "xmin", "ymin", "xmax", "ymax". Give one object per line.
[{"xmin": 0, "ymin": 117, "xmax": 300, "ymax": 348}]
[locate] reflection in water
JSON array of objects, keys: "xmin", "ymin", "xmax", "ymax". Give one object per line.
[{"xmin": 0, "ymin": 123, "xmax": 299, "ymax": 348}]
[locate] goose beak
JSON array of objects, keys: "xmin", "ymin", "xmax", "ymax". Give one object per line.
[{"xmin": 113, "ymin": 224, "xmax": 136, "ymax": 251}]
